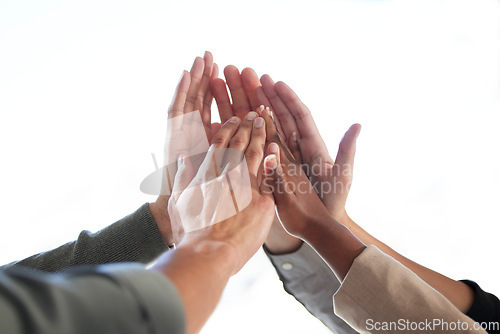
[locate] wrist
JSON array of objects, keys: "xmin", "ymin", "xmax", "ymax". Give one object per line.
[
  {"xmin": 300, "ymin": 214, "xmax": 338, "ymax": 244},
  {"xmin": 337, "ymin": 211, "xmax": 357, "ymax": 231},
  {"xmin": 179, "ymin": 235, "xmax": 239, "ymax": 276},
  {"xmin": 149, "ymin": 198, "xmax": 174, "ymax": 246},
  {"xmin": 265, "ymin": 219, "xmax": 304, "ymax": 255}
]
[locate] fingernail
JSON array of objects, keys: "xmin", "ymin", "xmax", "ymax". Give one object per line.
[
  {"xmin": 246, "ymin": 112, "xmax": 257, "ymax": 121},
  {"xmin": 265, "ymin": 154, "xmax": 278, "ymax": 170},
  {"xmin": 266, "ymin": 107, "xmax": 274, "ymax": 120},
  {"xmin": 257, "ymin": 105, "xmax": 265, "ymax": 114},
  {"xmin": 269, "ymin": 143, "xmax": 279, "ymax": 154},
  {"xmin": 229, "ymin": 116, "xmax": 240, "ymax": 124},
  {"xmin": 178, "ymin": 154, "xmax": 185, "ymax": 165},
  {"xmin": 291, "ymin": 131, "xmax": 298, "ymax": 142},
  {"xmin": 254, "ymin": 117, "xmax": 264, "ymax": 128}
]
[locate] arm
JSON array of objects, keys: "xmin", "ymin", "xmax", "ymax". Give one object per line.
[
  {"xmin": 212, "ymin": 66, "xmax": 357, "ymax": 333},
  {"xmin": 264, "ymin": 145, "xmax": 486, "ymax": 334},
  {"xmin": 259, "ymin": 76, "xmax": 476, "ymax": 314},
  {"xmin": 2, "ymin": 53, "xmax": 218, "ymax": 273},
  {"xmin": 0, "ymin": 263, "xmax": 185, "ymax": 334},
  {"xmin": 341, "ymin": 214, "xmax": 475, "ymax": 312},
  {"xmin": 1, "ymin": 204, "xmax": 168, "ymax": 272}
]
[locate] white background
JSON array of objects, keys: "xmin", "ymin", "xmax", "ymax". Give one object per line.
[{"xmin": 1, "ymin": 0, "xmax": 499, "ymax": 333}]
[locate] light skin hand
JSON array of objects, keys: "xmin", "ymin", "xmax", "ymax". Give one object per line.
[
  {"xmin": 153, "ymin": 113, "xmax": 274, "ymax": 334},
  {"xmin": 211, "ymin": 66, "xmax": 300, "ymax": 254},
  {"xmin": 149, "ymin": 52, "xmax": 218, "ymax": 247}
]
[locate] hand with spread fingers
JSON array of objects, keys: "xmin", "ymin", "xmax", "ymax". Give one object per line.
[
  {"xmin": 262, "ymin": 143, "xmax": 366, "ymax": 281},
  {"xmin": 260, "ymin": 74, "xmax": 361, "ymax": 223},
  {"xmin": 259, "ymin": 75, "xmax": 477, "ymax": 313},
  {"xmin": 211, "ymin": 65, "xmax": 303, "ymax": 254},
  {"xmin": 149, "ymin": 52, "xmax": 219, "ymax": 246},
  {"xmin": 169, "ymin": 111, "xmax": 275, "ymax": 273}
]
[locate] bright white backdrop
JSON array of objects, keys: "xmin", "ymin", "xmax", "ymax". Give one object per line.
[{"xmin": 1, "ymin": 0, "xmax": 499, "ymax": 333}]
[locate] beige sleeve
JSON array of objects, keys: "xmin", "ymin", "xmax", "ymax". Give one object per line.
[{"xmin": 333, "ymin": 246, "xmax": 486, "ymax": 334}]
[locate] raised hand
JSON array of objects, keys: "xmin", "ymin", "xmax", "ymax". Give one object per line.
[
  {"xmin": 149, "ymin": 52, "xmax": 218, "ymax": 246},
  {"xmin": 169, "ymin": 111, "xmax": 274, "ymax": 273},
  {"xmin": 262, "ymin": 144, "xmax": 366, "ymax": 281},
  {"xmin": 260, "ymin": 75, "xmax": 361, "ymax": 222}
]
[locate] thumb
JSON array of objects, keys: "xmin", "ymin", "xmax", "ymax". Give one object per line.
[
  {"xmin": 261, "ymin": 148, "xmax": 292, "ymax": 205},
  {"xmin": 334, "ymin": 123, "xmax": 361, "ymax": 177}
]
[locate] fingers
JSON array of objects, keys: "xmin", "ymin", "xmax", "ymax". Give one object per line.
[
  {"xmin": 261, "ymin": 75, "xmax": 298, "ymax": 141},
  {"xmin": 184, "ymin": 57, "xmax": 205, "ymax": 114},
  {"xmin": 287, "ymin": 131, "xmax": 303, "ymax": 164},
  {"xmin": 262, "ymin": 149, "xmax": 294, "ymax": 205},
  {"xmin": 241, "ymin": 68, "xmax": 268, "ymax": 110},
  {"xmin": 261, "ymin": 105, "xmax": 280, "ymax": 144},
  {"xmin": 224, "ymin": 111, "xmax": 258, "ymax": 169},
  {"xmin": 224, "ymin": 65, "xmax": 251, "ymax": 119},
  {"xmin": 211, "ymin": 116, "xmax": 242, "ymax": 172},
  {"xmin": 334, "ymin": 123, "xmax": 361, "ymax": 178},
  {"xmin": 261, "ymin": 106, "xmax": 295, "ymax": 163},
  {"xmin": 198, "ymin": 52, "xmax": 214, "ymax": 125},
  {"xmin": 211, "ymin": 78, "xmax": 233, "ymax": 123},
  {"xmin": 228, "ymin": 111, "xmax": 258, "ymax": 151},
  {"xmin": 274, "ymin": 81, "xmax": 318, "ymax": 139},
  {"xmin": 244, "ymin": 116, "xmax": 266, "ymax": 185},
  {"xmin": 168, "ymin": 71, "xmax": 191, "ymax": 119},
  {"xmin": 210, "ymin": 122, "xmax": 221, "ymax": 139}
]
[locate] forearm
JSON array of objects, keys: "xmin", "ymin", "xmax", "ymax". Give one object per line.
[
  {"xmin": 0, "ymin": 263, "xmax": 185, "ymax": 334},
  {"xmin": 2, "ymin": 204, "xmax": 167, "ymax": 272},
  {"xmin": 341, "ymin": 214, "xmax": 474, "ymax": 313},
  {"xmin": 152, "ymin": 239, "xmax": 236, "ymax": 334},
  {"xmin": 301, "ymin": 216, "xmax": 366, "ymax": 281},
  {"xmin": 265, "ymin": 217, "xmax": 303, "ymax": 255}
]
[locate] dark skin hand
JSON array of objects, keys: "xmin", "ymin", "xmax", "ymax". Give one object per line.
[{"xmin": 262, "ymin": 139, "xmax": 366, "ymax": 281}]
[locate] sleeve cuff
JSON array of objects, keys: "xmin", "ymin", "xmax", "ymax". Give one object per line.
[{"xmin": 264, "ymin": 242, "xmax": 335, "ymax": 282}]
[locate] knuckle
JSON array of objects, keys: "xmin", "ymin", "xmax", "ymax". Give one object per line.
[
  {"xmin": 168, "ymin": 106, "xmax": 183, "ymax": 116},
  {"xmin": 185, "ymin": 95, "xmax": 196, "ymax": 106},
  {"xmin": 229, "ymin": 136, "xmax": 247, "ymax": 148},
  {"xmin": 293, "ymin": 107, "xmax": 310, "ymax": 121},
  {"xmin": 245, "ymin": 146, "xmax": 263, "ymax": 160},
  {"xmin": 234, "ymin": 105, "xmax": 250, "ymax": 115},
  {"xmin": 212, "ymin": 135, "xmax": 227, "ymax": 146}
]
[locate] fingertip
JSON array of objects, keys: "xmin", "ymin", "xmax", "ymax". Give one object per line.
[
  {"xmin": 177, "ymin": 70, "xmax": 191, "ymax": 89},
  {"xmin": 347, "ymin": 123, "xmax": 362, "ymax": 138},
  {"xmin": 260, "ymin": 74, "xmax": 274, "ymax": 85},
  {"xmin": 269, "ymin": 142, "xmax": 279, "ymax": 155},
  {"xmin": 212, "ymin": 63, "xmax": 219, "ymax": 78},
  {"xmin": 210, "ymin": 78, "xmax": 226, "ymax": 90},
  {"xmin": 256, "ymin": 105, "xmax": 265, "ymax": 115},
  {"xmin": 241, "ymin": 67, "xmax": 257, "ymax": 77},
  {"xmin": 274, "ymin": 81, "xmax": 287, "ymax": 90},
  {"xmin": 224, "ymin": 65, "xmax": 240, "ymax": 76},
  {"xmin": 264, "ymin": 154, "xmax": 278, "ymax": 172},
  {"xmin": 254, "ymin": 117, "xmax": 264, "ymax": 128},
  {"xmin": 203, "ymin": 50, "xmax": 213, "ymax": 59},
  {"xmin": 192, "ymin": 56, "xmax": 204, "ymax": 67},
  {"xmin": 229, "ymin": 116, "xmax": 241, "ymax": 124}
]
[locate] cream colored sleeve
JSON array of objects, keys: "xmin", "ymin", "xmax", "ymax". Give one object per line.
[{"xmin": 333, "ymin": 246, "xmax": 486, "ymax": 334}]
